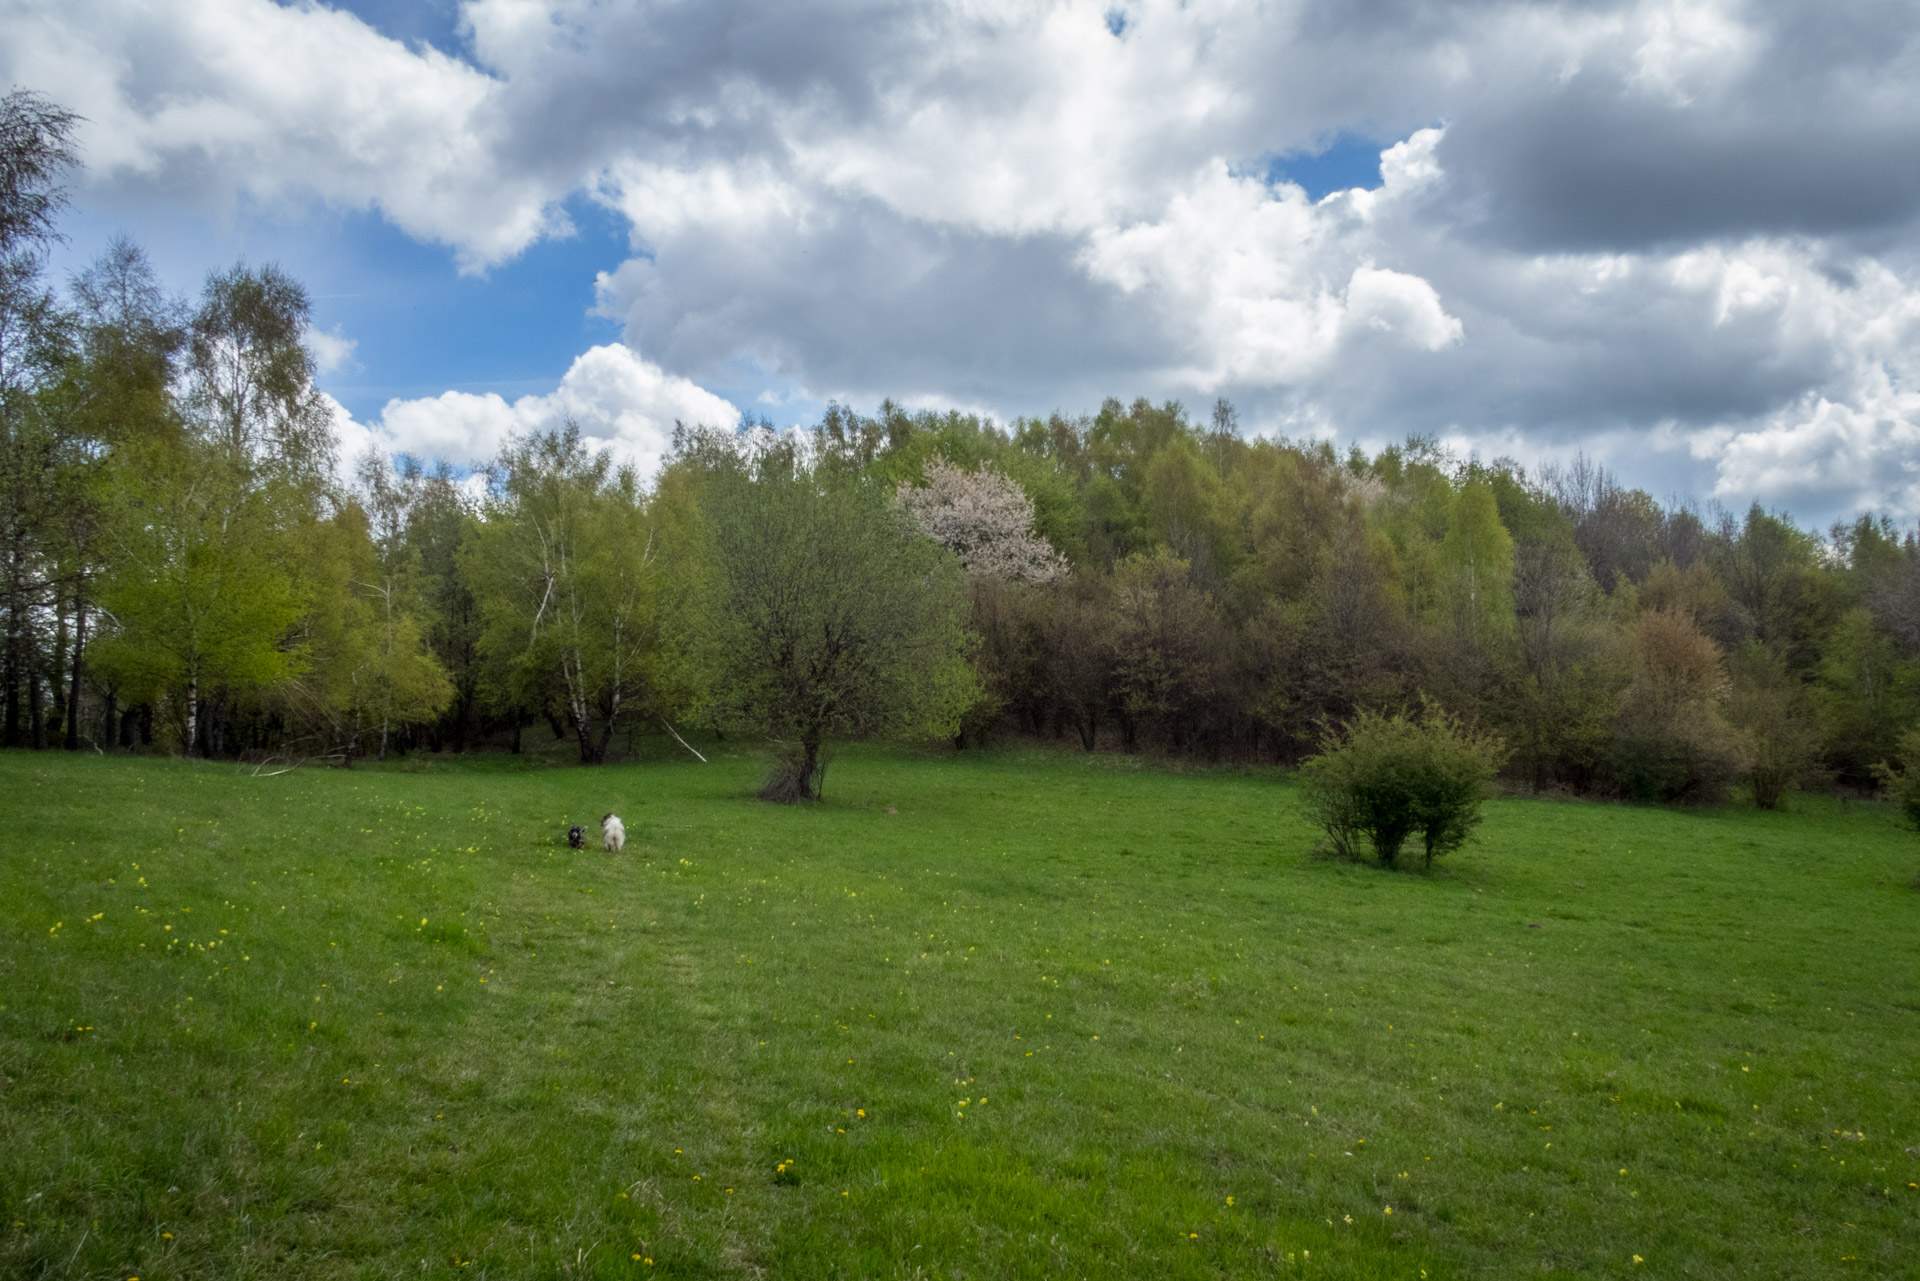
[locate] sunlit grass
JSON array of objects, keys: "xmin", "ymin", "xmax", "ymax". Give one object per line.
[{"xmin": 2, "ymin": 744, "xmax": 1917, "ymax": 1279}]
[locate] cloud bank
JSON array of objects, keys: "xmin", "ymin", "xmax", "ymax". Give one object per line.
[
  {"xmin": 12, "ymin": 0, "xmax": 1920, "ymax": 520},
  {"xmin": 332, "ymin": 343, "xmax": 741, "ymax": 476}
]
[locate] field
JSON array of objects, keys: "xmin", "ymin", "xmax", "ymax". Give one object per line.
[{"xmin": 2, "ymin": 743, "xmax": 1917, "ymax": 1280}]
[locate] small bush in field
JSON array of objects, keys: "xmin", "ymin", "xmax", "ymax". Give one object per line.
[{"xmin": 1302, "ymin": 707, "xmax": 1508, "ymax": 869}]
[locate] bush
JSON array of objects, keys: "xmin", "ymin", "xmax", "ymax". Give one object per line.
[
  {"xmin": 1301, "ymin": 707, "xmax": 1507, "ymax": 869},
  {"xmin": 1871, "ymin": 726, "xmax": 1920, "ymax": 829}
]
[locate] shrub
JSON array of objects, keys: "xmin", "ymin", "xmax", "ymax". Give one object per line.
[
  {"xmin": 1301, "ymin": 707, "xmax": 1507, "ymax": 869},
  {"xmin": 1871, "ymin": 725, "xmax": 1920, "ymax": 829}
]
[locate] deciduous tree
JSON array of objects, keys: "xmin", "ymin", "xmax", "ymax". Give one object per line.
[{"xmin": 691, "ymin": 432, "xmax": 973, "ymax": 799}]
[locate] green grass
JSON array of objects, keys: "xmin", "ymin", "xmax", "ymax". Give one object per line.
[{"xmin": 2, "ymin": 744, "xmax": 1917, "ymax": 1280}]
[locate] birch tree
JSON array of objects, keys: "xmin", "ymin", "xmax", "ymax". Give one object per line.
[
  {"xmin": 91, "ymin": 435, "xmax": 301, "ymax": 752},
  {"xmin": 466, "ymin": 424, "xmax": 692, "ymax": 763}
]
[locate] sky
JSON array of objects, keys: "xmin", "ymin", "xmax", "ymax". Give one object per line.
[{"xmin": 11, "ymin": 0, "xmax": 1920, "ymax": 526}]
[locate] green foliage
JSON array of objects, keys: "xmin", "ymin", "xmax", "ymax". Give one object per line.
[
  {"xmin": 292, "ymin": 501, "xmax": 452, "ymax": 762},
  {"xmin": 1871, "ymin": 724, "xmax": 1920, "ymax": 829},
  {"xmin": 1814, "ymin": 607, "xmax": 1920, "ymax": 788},
  {"xmin": 1107, "ymin": 549, "xmax": 1223, "ymax": 752},
  {"xmin": 89, "ymin": 432, "xmax": 303, "ymax": 751},
  {"xmin": 1301, "ymin": 706, "xmax": 1507, "ymax": 868},
  {"xmin": 1725, "ymin": 643, "xmax": 1822, "ymax": 809},
  {"xmin": 689, "ymin": 436, "xmax": 974, "ymax": 799},
  {"xmin": 183, "ymin": 262, "xmax": 335, "ymax": 490},
  {"xmin": 1436, "ymin": 472, "xmax": 1516, "ymax": 643},
  {"xmin": 465, "ymin": 425, "xmax": 698, "ymax": 764},
  {"xmin": 1607, "ymin": 609, "xmax": 1748, "ymax": 802}
]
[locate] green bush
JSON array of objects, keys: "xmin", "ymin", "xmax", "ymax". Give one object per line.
[
  {"xmin": 1871, "ymin": 725, "xmax": 1920, "ymax": 829},
  {"xmin": 1302, "ymin": 707, "xmax": 1508, "ymax": 869}
]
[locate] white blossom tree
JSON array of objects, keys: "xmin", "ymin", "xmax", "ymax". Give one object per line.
[{"xmin": 895, "ymin": 457, "xmax": 1068, "ymax": 583}]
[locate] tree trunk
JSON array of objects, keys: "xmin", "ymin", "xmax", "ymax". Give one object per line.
[
  {"xmin": 1076, "ymin": 707, "xmax": 1098, "ymax": 751},
  {"xmin": 802, "ymin": 731, "xmax": 823, "ymax": 800},
  {"xmin": 44, "ymin": 601, "xmax": 67, "ymax": 747},
  {"xmin": 1, "ymin": 607, "xmax": 19, "ymax": 748},
  {"xmin": 64, "ymin": 593, "xmax": 87, "ymax": 750},
  {"xmin": 572, "ymin": 704, "xmax": 601, "ymax": 764},
  {"xmin": 596, "ymin": 687, "xmax": 622, "ymax": 760},
  {"xmin": 28, "ymin": 645, "xmax": 45, "ymax": 748},
  {"xmin": 184, "ymin": 674, "xmax": 199, "ymax": 757}
]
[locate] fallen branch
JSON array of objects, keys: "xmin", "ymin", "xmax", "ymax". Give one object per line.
[{"xmin": 659, "ymin": 717, "xmax": 708, "ymax": 763}]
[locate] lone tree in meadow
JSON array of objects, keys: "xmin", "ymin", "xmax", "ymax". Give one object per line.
[{"xmin": 685, "ymin": 428, "xmax": 974, "ymax": 801}]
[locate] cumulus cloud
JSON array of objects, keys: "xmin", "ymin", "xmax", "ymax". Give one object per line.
[
  {"xmin": 304, "ymin": 324, "xmax": 358, "ymax": 375},
  {"xmin": 342, "ymin": 343, "xmax": 740, "ymax": 476},
  {"xmin": 8, "ymin": 0, "xmax": 564, "ymax": 267},
  {"xmin": 14, "ymin": 0, "xmax": 1920, "ymax": 519}
]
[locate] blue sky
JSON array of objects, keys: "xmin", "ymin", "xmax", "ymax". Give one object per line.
[
  {"xmin": 1266, "ymin": 136, "xmax": 1384, "ymax": 203},
  {"xmin": 55, "ymin": 194, "xmax": 627, "ymax": 423},
  {"xmin": 16, "ymin": 0, "xmax": 1920, "ymax": 521},
  {"xmin": 328, "ymin": 0, "xmax": 467, "ymax": 59}
]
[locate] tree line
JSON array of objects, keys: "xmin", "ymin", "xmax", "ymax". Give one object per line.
[{"xmin": 5, "ymin": 89, "xmax": 1918, "ymax": 808}]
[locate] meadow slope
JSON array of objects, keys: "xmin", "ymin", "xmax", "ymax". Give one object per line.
[{"xmin": 2, "ymin": 746, "xmax": 1917, "ymax": 1279}]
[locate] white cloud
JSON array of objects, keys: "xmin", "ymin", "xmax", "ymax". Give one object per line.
[
  {"xmin": 347, "ymin": 343, "xmax": 740, "ymax": 477},
  {"xmin": 8, "ymin": 0, "xmax": 566, "ymax": 268},
  {"xmin": 304, "ymin": 324, "xmax": 358, "ymax": 375},
  {"xmin": 17, "ymin": 0, "xmax": 1920, "ymax": 520},
  {"xmin": 1341, "ymin": 267, "xmax": 1464, "ymax": 351}
]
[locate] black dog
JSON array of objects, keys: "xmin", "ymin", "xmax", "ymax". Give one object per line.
[{"xmin": 567, "ymin": 825, "xmax": 586, "ymax": 850}]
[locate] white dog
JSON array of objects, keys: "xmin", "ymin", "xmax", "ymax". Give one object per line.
[{"xmin": 601, "ymin": 812, "xmax": 626, "ymax": 853}]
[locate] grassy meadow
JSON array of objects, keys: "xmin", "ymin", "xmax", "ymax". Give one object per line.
[{"xmin": 1, "ymin": 742, "xmax": 1917, "ymax": 1279}]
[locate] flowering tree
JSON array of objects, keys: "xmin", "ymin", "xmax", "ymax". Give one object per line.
[{"xmin": 896, "ymin": 457, "xmax": 1068, "ymax": 583}]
